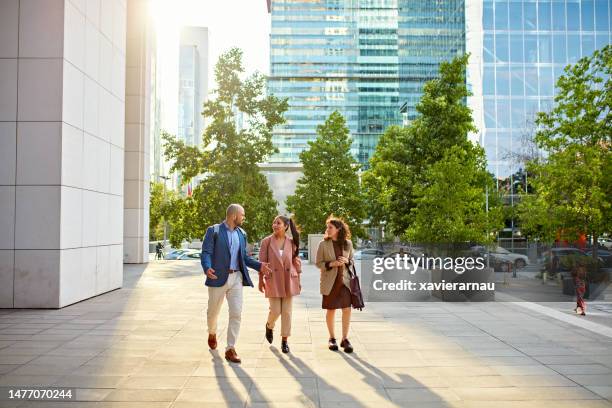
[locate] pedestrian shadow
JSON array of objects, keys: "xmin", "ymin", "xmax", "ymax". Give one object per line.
[
  {"xmin": 208, "ymin": 349, "xmax": 255, "ymax": 406},
  {"xmin": 338, "ymin": 351, "xmax": 454, "ymax": 407},
  {"xmin": 269, "ymin": 347, "xmax": 385, "ymax": 408}
]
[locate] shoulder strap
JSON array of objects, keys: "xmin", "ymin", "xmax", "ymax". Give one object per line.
[{"xmin": 213, "ymin": 224, "xmax": 220, "ymax": 244}]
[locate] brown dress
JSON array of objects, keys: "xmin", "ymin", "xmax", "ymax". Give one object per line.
[{"xmin": 322, "ymin": 240, "xmax": 352, "ymax": 310}]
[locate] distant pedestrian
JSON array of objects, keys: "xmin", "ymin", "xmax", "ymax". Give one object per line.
[
  {"xmin": 572, "ymin": 264, "xmax": 587, "ymax": 316},
  {"xmin": 155, "ymin": 242, "xmax": 163, "ymax": 260}
]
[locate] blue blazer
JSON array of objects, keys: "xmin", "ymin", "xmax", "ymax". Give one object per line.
[{"xmin": 200, "ymin": 222, "xmax": 261, "ymax": 287}]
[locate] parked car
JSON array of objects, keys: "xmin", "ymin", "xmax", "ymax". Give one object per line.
[
  {"xmin": 597, "ymin": 237, "xmax": 612, "ymax": 250},
  {"xmin": 585, "ymin": 249, "xmax": 612, "ymax": 268},
  {"xmin": 164, "ymin": 249, "xmax": 189, "ymax": 260},
  {"xmin": 176, "ymin": 250, "xmax": 201, "ymax": 260},
  {"xmin": 354, "ymin": 249, "xmax": 384, "ymax": 260},
  {"xmin": 298, "ymin": 248, "xmax": 309, "ymax": 260},
  {"xmin": 471, "ymin": 246, "xmax": 529, "ymax": 269},
  {"xmin": 544, "ymin": 247, "xmax": 603, "ymax": 274}
]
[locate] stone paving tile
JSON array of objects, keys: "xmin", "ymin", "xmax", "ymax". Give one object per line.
[
  {"xmin": 0, "ymin": 261, "xmax": 610, "ymax": 408},
  {"xmin": 586, "ymin": 386, "xmax": 612, "ymax": 400}
]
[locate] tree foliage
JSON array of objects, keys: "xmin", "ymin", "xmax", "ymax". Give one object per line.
[
  {"xmin": 364, "ymin": 54, "xmax": 476, "ymax": 236},
  {"xmin": 406, "ymin": 145, "xmax": 504, "ymax": 244},
  {"xmin": 149, "ymin": 181, "xmax": 165, "ymax": 241},
  {"xmin": 517, "ymin": 45, "xmax": 611, "ymax": 251},
  {"xmin": 161, "ymin": 48, "xmax": 288, "ymax": 245},
  {"xmin": 286, "ymin": 111, "xmax": 367, "ymax": 239},
  {"xmin": 364, "ymin": 54, "xmax": 500, "ymax": 242}
]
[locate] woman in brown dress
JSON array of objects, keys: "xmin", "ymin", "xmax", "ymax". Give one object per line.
[{"xmin": 315, "ymin": 216, "xmax": 354, "ymax": 353}]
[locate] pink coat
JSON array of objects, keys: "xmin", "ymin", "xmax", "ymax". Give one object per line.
[{"xmin": 259, "ymin": 235, "xmax": 302, "ymax": 298}]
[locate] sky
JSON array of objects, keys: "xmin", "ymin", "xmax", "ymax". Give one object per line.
[{"xmin": 150, "ymin": 0, "xmax": 271, "ymax": 132}]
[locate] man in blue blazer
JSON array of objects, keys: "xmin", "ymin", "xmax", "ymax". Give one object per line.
[{"xmin": 201, "ymin": 204, "xmax": 271, "ymax": 363}]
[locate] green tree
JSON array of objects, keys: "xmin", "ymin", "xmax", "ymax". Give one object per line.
[
  {"xmin": 518, "ymin": 45, "xmax": 611, "ymax": 262},
  {"xmin": 161, "ymin": 48, "xmax": 288, "ymax": 244},
  {"xmin": 363, "ymin": 54, "xmax": 476, "ymax": 236},
  {"xmin": 286, "ymin": 111, "xmax": 367, "ymax": 239},
  {"xmin": 149, "ymin": 181, "xmax": 165, "ymax": 241},
  {"xmin": 406, "ymin": 144, "xmax": 504, "ymax": 244}
]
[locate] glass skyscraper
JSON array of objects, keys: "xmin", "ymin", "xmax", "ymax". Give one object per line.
[
  {"xmin": 267, "ymin": 0, "xmax": 465, "ymax": 165},
  {"xmin": 469, "ymin": 0, "xmax": 611, "ymax": 179},
  {"xmin": 178, "ymin": 27, "xmax": 209, "ymax": 148}
]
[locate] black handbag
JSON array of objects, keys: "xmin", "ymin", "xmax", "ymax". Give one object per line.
[{"xmin": 347, "ymin": 262, "xmax": 365, "ymax": 311}]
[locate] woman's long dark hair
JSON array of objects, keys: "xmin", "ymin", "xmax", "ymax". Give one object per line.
[
  {"xmin": 276, "ymin": 215, "xmax": 300, "ymax": 258},
  {"xmin": 325, "ymin": 215, "xmax": 351, "ymax": 250}
]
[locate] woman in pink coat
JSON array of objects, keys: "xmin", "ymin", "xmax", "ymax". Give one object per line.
[{"xmin": 258, "ymin": 215, "xmax": 302, "ymax": 353}]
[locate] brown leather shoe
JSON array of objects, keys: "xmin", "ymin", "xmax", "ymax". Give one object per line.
[
  {"xmin": 207, "ymin": 334, "xmax": 217, "ymax": 350},
  {"xmin": 225, "ymin": 348, "xmax": 241, "ymax": 363}
]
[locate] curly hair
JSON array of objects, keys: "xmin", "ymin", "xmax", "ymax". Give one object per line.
[{"xmin": 324, "ymin": 215, "xmax": 351, "ymax": 250}]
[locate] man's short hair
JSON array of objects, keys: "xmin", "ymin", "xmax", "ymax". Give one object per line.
[{"xmin": 226, "ymin": 204, "xmax": 244, "ymax": 218}]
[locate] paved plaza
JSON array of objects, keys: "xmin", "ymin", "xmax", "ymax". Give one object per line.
[{"xmin": 0, "ymin": 260, "xmax": 611, "ymax": 407}]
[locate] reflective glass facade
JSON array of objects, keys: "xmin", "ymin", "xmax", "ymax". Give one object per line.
[
  {"xmin": 268, "ymin": 0, "xmax": 465, "ymax": 164},
  {"xmin": 479, "ymin": 0, "xmax": 611, "ymax": 178}
]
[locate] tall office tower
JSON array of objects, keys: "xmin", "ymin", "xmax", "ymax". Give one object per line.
[
  {"xmin": 267, "ymin": 0, "xmax": 465, "ymax": 166},
  {"xmin": 467, "ymin": 0, "xmax": 611, "ymax": 180},
  {"xmin": 399, "ymin": 1, "xmax": 466, "ymax": 122},
  {"xmin": 178, "ymin": 26, "xmax": 209, "ymax": 148}
]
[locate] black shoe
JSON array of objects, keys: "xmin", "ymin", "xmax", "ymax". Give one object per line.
[
  {"xmin": 265, "ymin": 323, "xmax": 273, "ymax": 344},
  {"xmin": 340, "ymin": 338, "xmax": 353, "ymax": 353},
  {"xmin": 281, "ymin": 340, "xmax": 290, "ymax": 354},
  {"xmin": 328, "ymin": 338, "xmax": 338, "ymax": 351}
]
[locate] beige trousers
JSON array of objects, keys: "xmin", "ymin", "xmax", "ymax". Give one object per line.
[
  {"xmin": 207, "ymin": 272, "xmax": 243, "ymax": 351},
  {"xmin": 267, "ymin": 296, "xmax": 293, "ymax": 337}
]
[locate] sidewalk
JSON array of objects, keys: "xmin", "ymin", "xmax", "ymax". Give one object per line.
[{"xmin": 0, "ymin": 260, "xmax": 611, "ymax": 407}]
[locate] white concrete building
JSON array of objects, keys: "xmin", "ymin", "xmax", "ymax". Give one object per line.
[{"xmin": 0, "ymin": 0, "xmax": 153, "ymax": 308}]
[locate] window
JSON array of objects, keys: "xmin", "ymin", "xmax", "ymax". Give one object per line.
[
  {"xmin": 552, "ymin": 2, "xmax": 566, "ymax": 31},
  {"xmin": 483, "ymin": 2, "xmax": 494, "ymax": 30},
  {"xmin": 567, "ymin": 3, "xmax": 580, "ymax": 31},
  {"xmin": 497, "ymin": 101, "xmax": 511, "ymax": 128},
  {"xmin": 582, "ymin": 0, "xmax": 594, "ymax": 31},
  {"xmin": 582, "ymin": 34, "xmax": 595, "ymax": 57},
  {"xmin": 511, "ymin": 99, "xmax": 525, "ymax": 128},
  {"xmin": 567, "ymin": 34, "xmax": 581, "ymax": 62},
  {"xmin": 484, "ymin": 34, "xmax": 496, "ymax": 63},
  {"xmin": 497, "ymin": 66, "xmax": 510, "ymax": 95},
  {"xmin": 524, "ymin": 3, "xmax": 537, "ymax": 30},
  {"xmin": 538, "ymin": 34, "xmax": 552, "ymax": 62},
  {"xmin": 553, "ymin": 34, "xmax": 567, "ymax": 63},
  {"xmin": 484, "ymin": 131, "xmax": 497, "ymax": 161},
  {"xmin": 595, "ymin": 0, "xmax": 609, "ymax": 31},
  {"xmin": 511, "ymin": 67, "xmax": 524, "ymax": 96},
  {"xmin": 485, "ymin": 99, "xmax": 496, "ymax": 127},
  {"xmin": 510, "ymin": 34, "xmax": 523, "ymax": 62},
  {"xmin": 538, "ymin": 2, "xmax": 551, "ymax": 30},
  {"xmin": 596, "ymin": 34, "xmax": 609, "ymax": 52},
  {"xmin": 509, "ymin": 1, "xmax": 523, "ymax": 30},
  {"xmin": 495, "ymin": 1, "xmax": 509, "ymax": 30},
  {"xmin": 484, "ymin": 66, "xmax": 496, "ymax": 95},
  {"xmin": 525, "ymin": 68, "xmax": 538, "ymax": 96},
  {"xmin": 525, "ymin": 99, "xmax": 539, "ymax": 118},
  {"xmin": 496, "ymin": 34, "xmax": 509, "ymax": 62},
  {"xmin": 539, "ymin": 66, "xmax": 553, "ymax": 96},
  {"xmin": 524, "ymin": 34, "xmax": 538, "ymax": 62}
]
